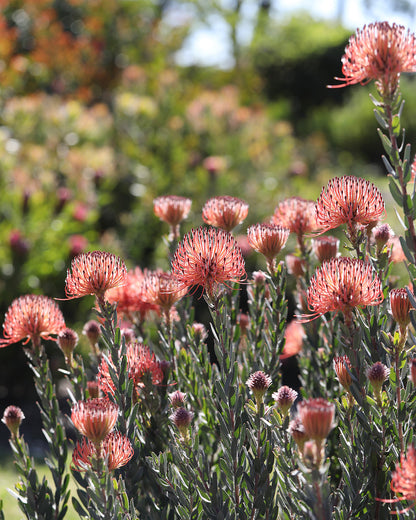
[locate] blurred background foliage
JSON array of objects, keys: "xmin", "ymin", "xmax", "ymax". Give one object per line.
[{"xmin": 0, "ymin": 0, "xmax": 413, "ymax": 449}]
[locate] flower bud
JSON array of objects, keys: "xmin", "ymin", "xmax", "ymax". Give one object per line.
[
  {"xmin": 367, "ymin": 362, "xmax": 389, "ymax": 404},
  {"xmin": 289, "ymin": 417, "xmax": 308, "ymax": 452},
  {"xmin": 390, "ymin": 288, "xmax": 412, "ymax": 330},
  {"xmin": 246, "ymin": 371, "xmax": 272, "ymax": 405},
  {"xmin": 57, "ymin": 328, "xmax": 79, "ymax": 363},
  {"xmin": 83, "ymin": 320, "xmax": 101, "ymax": 347},
  {"xmin": 297, "ymin": 398, "xmax": 335, "ymax": 443},
  {"xmin": 2, "ymin": 405, "xmax": 25, "ymax": 439},
  {"xmin": 169, "ymin": 390, "xmax": 187, "ymax": 408},
  {"xmin": 333, "ymin": 355, "xmax": 352, "ymax": 391},
  {"xmin": 272, "ymin": 386, "xmax": 298, "ymax": 417},
  {"xmin": 373, "ymin": 223, "xmax": 392, "ymax": 252},
  {"xmin": 170, "ymin": 407, "xmax": 194, "ymax": 442}
]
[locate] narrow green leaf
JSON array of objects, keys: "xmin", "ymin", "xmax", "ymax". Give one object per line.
[{"xmin": 389, "ymin": 177, "xmax": 403, "ymax": 206}]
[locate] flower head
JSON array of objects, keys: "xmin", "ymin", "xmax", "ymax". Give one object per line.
[
  {"xmin": 297, "ymin": 398, "xmax": 335, "ymax": 443},
  {"xmin": 171, "ymin": 226, "xmax": 246, "ymax": 299},
  {"xmin": 57, "ymin": 328, "xmax": 79, "ymax": 364},
  {"xmin": 330, "ymin": 22, "xmax": 416, "ymax": 97},
  {"xmin": 170, "ymin": 407, "xmax": 194, "ymax": 442},
  {"xmin": 312, "ymin": 236, "xmax": 340, "ymax": 263},
  {"xmin": 169, "ymin": 390, "xmax": 187, "ymax": 408},
  {"xmin": 105, "ymin": 267, "xmax": 160, "ymax": 322},
  {"xmin": 302, "ymin": 257, "xmax": 383, "ymax": 325},
  {"xmin": 367, "ymin": 361, "xmax": 390, "ymax": 396},
  {"xmin": 2, "ymin": 405, "xmax": 25, "ymax": 439},
  {"xmin": 64, "ymin": 251, "xmax": 127, "ymax": 301},
  {"xmin": 82, "ymin": 320, "xmax": 101, "ymax": 347},
  {"xmin": 315, "ymin": 176, "xmax": 385, "ymax": 235},
  {"xmin": 71, "ymin": 398, "xmax": 119, "ymax": 446},
  {"xmin": 72, "ymin": 431, "xmax": 134, "ymax": 472},
  {"xmin": 333, "ymin": 355, "xmax": 352, "ymax": 391},
  {"xmin": 289, "ymin": 417, "xmax": 308, "ymax": 452},
  {"xmin": 153, "ymin": 195, "xmax": 192, "ymax": 227},
  {"xmin": 390, "ymin": 288, "xmax": 412, "ymax": 330},
  {"xmin": 246, "ymin": 371, "xmax": 272, "ymax": 404},
  {"xmin": 0, "ymin": 295, "xmax": 66, "ymax": 348},
  {"xmin": 272, "ymin": 197, "xmax": 319, "ymax": 237},
  {"xmin": 202, "ymin": 196, "xmax": 249, "ymax": 232},
  {"xmin": 247, "ymin": 223, "xmax": 290, "ymax": 271},
  {"xmin": 272, "ymin": 386, "xmax": 298, "ymax": 417},
  {"xmin": 142, "ymin": 271, "xmax": 188, "ymax": 311},
  {"xmin": 387, "ymin": 445, "xmax": 416, "ymax": 513}
]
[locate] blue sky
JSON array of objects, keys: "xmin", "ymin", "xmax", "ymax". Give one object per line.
[{"xmin": 174, "ymin": 0, "xmax": 415, "ymax": 68}]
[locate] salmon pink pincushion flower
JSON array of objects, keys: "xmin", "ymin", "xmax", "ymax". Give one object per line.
[
  {"xmin": 64, "ymin": 251, "xmax": 127, "ymax": 301},
  {"xmin": 72, "ymin": 431, "xmax": 134, "ymax": 472},
  {"xmin": 378, "ymin": 445, "xmax": 416, "ymax": 513},
  {"xmin": 302, "ymin": 257, "xmax": 383, "ymax": 327},
  {"xmin": 247, "ymin": 223, "xmax": 290, "ymax": 274},
  {"xmin": 330, "ymin": 22, "xmax": 416, "ymax": 97},
  {"xmin": 272, "ymin": 197, "xmax": 319, "ymax": 237},
  {"xmin": 315, "ymin": 176, "xmax": 385, "ymax": 241},
  {"xmin": 0, "ymin": 295, "xmax": 66, "ymax": 348},
  {"xmin": 71, "ymin": 398, "xmax": 118, "ymax": 446},
  {"xmin": 153, "ymin": 195, "xmax": 192, "ymax": 240},
  {"xmin": 105, "ymin": 267, "xmax": 160, "ymax": 322},
  {"xmin": 171, "ymin": 226, "xmax": 246, "ymax": 300},
  {"xmin": 153, "ymin": 195, "xmax": 192, "ymax": 227},
  {"xmin": 297, "ymin": 398, "xmax": 335, "ymax": 443},
  {"xmin": 202, "ymin": 196, "xmax": 249, "ymax": 232}
]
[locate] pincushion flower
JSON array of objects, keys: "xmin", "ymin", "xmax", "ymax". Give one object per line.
[
  {"xmin": 142, "ymin": 271, "xmax": 188, "ymax": 314},
  {"xmin": 171, "ymin": 226, "xmax": 246, "ymax": 300},
  {"xmin": 153, "ymin": 195, "xmax": 192, "ymax": 226},
  {"xmin": 315, "ymin": 176, "xmax": 385, "ymax": 239},
  {"xmin": 390, "ymin": 288, "xmax": 412, "ymax": 331},
  {"xmin": 72, "ymin": 432, "xmax": 134, "ymax": 472},
  {"xmin": 272, "ymin": 197, "xmax": 319, "ymax": 237},
  {"xmin": 272, "ymin": 197, "xmax": 320, "ymax": 253},
  {"xmin": 0, "ymin": 295, "xmax": 66, "ymax": 348},
  {"xmin": 297, "ymin": 398, "xmax": 335, "ymax": 443},
  {"xmin": 153, "ymin": 195, "xmax": 192, "ymax": 240},
  {"xmin": 302, "ymin": 257, "xmax": 383, "ymax": 326},
  {"xmin": 330, "ymin": 22, "xmax": 416, "ymax": 97},
  {"xmin": 64, "ymin": 251, "xmax": 127, "ymax": 302},
  {"xmin": 71, "ymin": 398, "xmax": 118, "ymax": 446},
  {"xmin": 106, "ymin": 267, "xmax": 160, "ymax": 322},
  {"xmin": 202, "ymin": 196, "xmax": 249, "ymax": 232},
  {"xmin": 247, "ymin": 223, "xmax": 290, "ymax": 274},
  {"xmin": 378, "ymin": 445, "xmax": 416, "ymax": 513}
]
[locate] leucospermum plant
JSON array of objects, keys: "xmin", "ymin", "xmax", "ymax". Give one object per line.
[{"xmin": 2, "ymin": 20, "xmax": 416, "ymax": 520}]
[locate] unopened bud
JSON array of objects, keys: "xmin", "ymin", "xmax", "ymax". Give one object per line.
[
  {"xmin": 2, "ymin": 405, "xmax": 25, "ymax": 439},
  {"xmin": 83, "ymin": 320, "xmax": 101, "ymax": 347},
  {"xmin": 367, "ymin": 361, "xmax": 389, "ymax": 403},
  {"xmin": 246, "ymin": 371, "xmax": 272, "ymax": 405},
  {"xmin": 169, "ymin": 390, "xmax": 187, "ymax": 408},
  {"xmin": 333, "ymin": 355, "xmax": 352, "ymax": 391},
  {"xmin": 58, "ymin": 328, "xmax": 78, "ymax": 363},
  {"xmin": 272, "ymin": 386, "xmax": 298, "ymax": 417}
]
